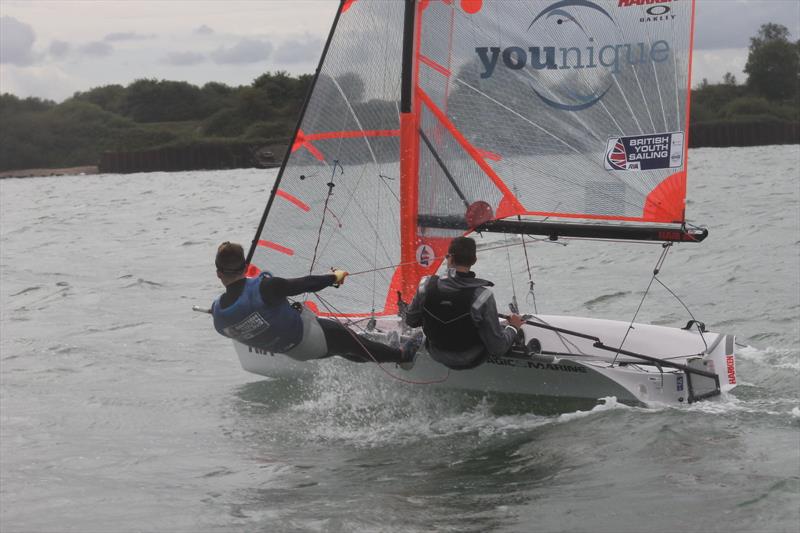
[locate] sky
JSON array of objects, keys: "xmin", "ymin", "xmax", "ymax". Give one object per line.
[{"xmin": 1, "ymin": 0, "xmax": 799, "ymax": 102}]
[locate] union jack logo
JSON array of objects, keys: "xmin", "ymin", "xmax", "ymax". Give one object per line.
[{"xmin": 606, "ymin": 139, "xmax": 628, "ymax": 170}]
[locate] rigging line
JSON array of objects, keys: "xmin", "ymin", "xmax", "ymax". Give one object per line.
[
  {"xmin": 330, "ymin": 75, "xmax": 399, "ymax": 204},
  {"xmin": 314, "ymin": 293, "xmax": 362, "ymax": 330},
  {"xmin": 324, "ymin": 154, "xmax": 399, "ymax": 228},
  {"xmin": 419, "ymin": 127, "xmax": 470, "ymax": 208},
  {"xmin": 307, "ymin": 158, "xmax": 397, "ymax": 271},
  {"xmin": 322, "ymin": 226, "xmax": 395, "ymax": 285},
  {"xmin": 327, "ymin": 171, "xmax": 397, "ymax": 265},
  {"xmin": 344, "ymin": 238, "xmax": 551, "ymax": 279},
  {"xmin": 324, "ymin": 136, "xmax": 399, "ymax": 212},
  {"xmin": 343, "ymin": 229, "xmax": 678, "ymax": 282},
  {"xmin": 519, "ymin": 229, "xmax": 538, "ymax": 314},
  {"xmin": 309, "ymin": 118, "xmax": 400, "ymax": 247},
  {"xmin": 526, "ymin": 315, "xmax": 588, "ymax": 356},
  {"xmin": 503, "ymin": 233, "xmax": 519, "ymax": 311},
  {"xmin": 612, "ymin": 243, "xmax": 672, "ymax": 365},
  {"xmin": 308, "ymin": 160, "xmax": 342, "ymax": 274},
  {"xmin": 371, "ymin": 157, "xmax": 383, "ymax": 315},
  {"xmin": 511, "ymin": 180, "xmax": 537, "ymax": 312},
  {"xmin": 653, "ymin": 276, "xmax": 708, "ymax": 351},
  {"xmin": 313, "ymin": 293, "xmax": 451, "ymax": 385}
]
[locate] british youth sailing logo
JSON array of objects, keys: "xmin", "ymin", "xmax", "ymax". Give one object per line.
[
  {"xmin": 604, "ymin": 132, "xmax": 684, "ymax": 171},
  {"xmin": 475, "ymin": 0, "xmax": 672, "ymax": 111}
]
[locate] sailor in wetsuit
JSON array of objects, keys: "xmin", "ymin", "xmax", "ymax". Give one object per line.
[
  {"xmin": 211, "ymin": 241, "xmax": 419, "ymax": 364},
  {"xmin": 405, "ymin": 236, "xmax": 525, "ymax": 370}
]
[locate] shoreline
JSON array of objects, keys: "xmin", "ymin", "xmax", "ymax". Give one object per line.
[
  {"xmin": 1, "ymin": 140, "xmax": 798, "ymax": 179},
  {"xmin": 0, "ymin": 166, "xmax": 99, "ymax": 179}
]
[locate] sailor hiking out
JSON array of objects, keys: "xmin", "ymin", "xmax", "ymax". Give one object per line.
[
  {"xmin": 211, "ymin": 241, "xmax": 420, "ymax": 364},
  {"xmin": 405, "ymin": 237, "xmax": 524, "ymax": 370}
]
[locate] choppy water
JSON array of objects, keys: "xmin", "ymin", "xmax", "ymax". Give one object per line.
[{"xmin": 1, "ymin": 145, "xmax": 798, "ymax": 533}]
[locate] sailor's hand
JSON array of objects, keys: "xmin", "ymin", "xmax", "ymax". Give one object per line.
[
  {"xmin": 507, "ymin": 313, "xmax": 524, "ymax": 330},
  {"xmin": 332, "ymin": 269, "xmax": 349, "ymax": 286}
]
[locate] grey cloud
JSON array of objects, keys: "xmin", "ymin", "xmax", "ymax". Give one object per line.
[
  {"xmin": 49, "ymin": 40, "xmax": 70, "ymax": 58},
  {"xmin": 695, "ymin": 1, "xmax": 800, "ymax": 50},
  {"xmin": 194, "ymin": 25, "xmax": 214, "ymax": 35},
  {"xmin": 0, "ymin": 16, "xmax": 36, "ymax": 66},
  {"xmin": 210, "ymin": 38, "xmax": 272, "ymax": 64},
  {"xmin": 163, "ymin": 51, "xmax": 207, "ymax": 66},
  {"xmin": 104, "ymin": 31, "xmax": 155, "ymax": 42},
  {"xmin": 274, "ymin": 36, "xmax": 323, "ymax": 64},
  {"xmin": 79, "ymin": 41, "xmax": 113, "ymax": 57}
]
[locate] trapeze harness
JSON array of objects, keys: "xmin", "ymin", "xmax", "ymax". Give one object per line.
[
  {"xmin": 421, "ymin": 275, "xmax": 488, "ymax": 370},
  {"xmin": 212, "ymin": 273, "xmax": 328, "ymax": 361}
]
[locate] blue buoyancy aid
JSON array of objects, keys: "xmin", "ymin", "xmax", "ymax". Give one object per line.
[{"xmin": 212, "ymin": 273, "xmax": 303, "ymax": 353}]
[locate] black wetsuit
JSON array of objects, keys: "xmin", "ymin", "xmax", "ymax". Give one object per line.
[{"xmin": 219, "ymin": 275, "xmax": 404, "ymax": 363}]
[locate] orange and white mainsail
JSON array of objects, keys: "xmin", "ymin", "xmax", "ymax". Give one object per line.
[{"xmin": 246, "ymin": 0, "xmax": 700, "ymax": 317}]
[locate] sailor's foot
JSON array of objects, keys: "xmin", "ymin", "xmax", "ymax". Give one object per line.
[
  {"xmin": 386, "ymin": 330, "xmax": 400, "ymax": 349},
  {"xmin": 398, "ymin": 331, "xmax": 424, "ymax": 370}
]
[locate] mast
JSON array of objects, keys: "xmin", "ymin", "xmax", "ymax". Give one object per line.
[
  {"xmin": 245, "ymin": 1, "xmax": 347, "ymax": 266},
  {"xmin": 398, "ymin": 0, "xmax": 420, "ymax": 302}
]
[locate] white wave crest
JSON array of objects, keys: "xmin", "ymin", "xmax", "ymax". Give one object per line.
[{"xmin": 735, "ymin": 345, "xmax": 800, "ymax": 371}]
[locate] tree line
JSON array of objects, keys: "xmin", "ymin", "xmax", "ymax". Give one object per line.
[
  {"xmin": 0, "ymin": 23, "xmax": 797, "ymax": 172},
  {"xmin": 0, "ymin": 72, "xmax": 311, "ymax": 171},
  {"xmin": 691, "ymin": 23, "xmax": 799, "ymax": 126}
]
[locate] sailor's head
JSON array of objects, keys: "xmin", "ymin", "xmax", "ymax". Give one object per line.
[
  {"xmin": 216, "ymin": 241, "xmax": 246, "ymax": 285},
  {"xmin": 446, "ymin": 236, "xmax": 477, "ymax": 269}
]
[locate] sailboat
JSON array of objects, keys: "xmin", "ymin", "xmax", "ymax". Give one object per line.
[{"xmin": 230, "ymin": 0, "xmax": 737, "ymax": 406}]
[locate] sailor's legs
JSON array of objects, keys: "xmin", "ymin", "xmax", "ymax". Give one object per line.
[{"xmin": 317, "ymin": 318, "xmax": 404, "ymax": 363}]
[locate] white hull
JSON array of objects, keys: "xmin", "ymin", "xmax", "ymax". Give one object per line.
[{"xmin": 233, "ymin": 314, "xmax": 737, "ymax": 407}]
